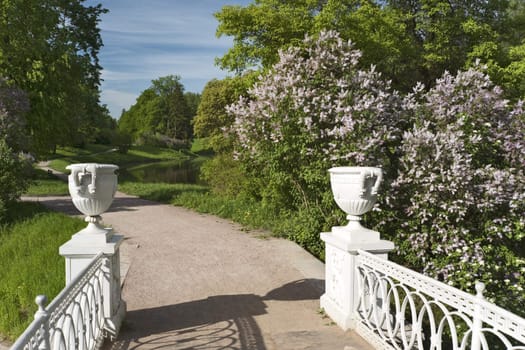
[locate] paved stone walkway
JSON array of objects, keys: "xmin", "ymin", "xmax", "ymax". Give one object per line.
[{"xmin": 21, "ymin": 187, "xmax": 372, "ymax": 349}]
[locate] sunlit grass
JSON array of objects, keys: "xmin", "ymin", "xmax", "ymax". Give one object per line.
[
  {"xmin": 119, "ymin": 181, "xmax": 207, "ymax": 203},
  {"xmin": 0, "ymin": 202, "xmax": 85, "ymax": 339},
  {"xmin": 51, "ymin": 144, "xmax": 113, "ymax": 158},
  {"xmin": 190, "ymin": 137, "xmax": 213, "ymax": 156},
  {"xmin": 127, "ymin": 145, "xmax": 189, "ymax": 160}
]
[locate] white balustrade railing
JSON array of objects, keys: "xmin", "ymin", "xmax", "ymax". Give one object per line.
[
  {"xmin": 10, "ymin": 253, "xmax": 107, "ymax": 350},
  {"xmin": 354, "ymin": 249, "xmax": 525, "ymax": 350}
]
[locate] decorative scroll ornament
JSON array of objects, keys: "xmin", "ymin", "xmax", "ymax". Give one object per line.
[{"xmin": 67, "ymin": 163, "xmax": 118, "ymax": 236}]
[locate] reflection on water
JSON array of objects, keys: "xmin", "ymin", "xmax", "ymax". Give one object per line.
[{"xmin": 119, "ymin": 160, "xmax": 201, "ymax": 184}]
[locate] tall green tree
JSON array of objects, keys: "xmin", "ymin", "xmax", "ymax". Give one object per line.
[
  {"xmin": 215, "ymin": 0, "xmax": 322, "ymax": 73},
  {"xmin": 151, "ymin": 75, "xmax": 191, "ymax": 140},
  {"xmin": 314, "ymin": 0, "xmax": 419, "ymax": 90},
  {"xmin": 194, "ymin": 74, "xmax": 256, "ymax": 152},
  {"xmin": 477, "ymin": 0, "xmax": 525, "ymax": 100},
  {"xmin": 387, "ymin": 0, "xmax": 510, "ymax": 86},
  {"xmin": 194, "ymin": 79, "xmax": 233, "ymax": 140},
  {"xmin": 119, "ymin": 75, "xmax": 193, "ymax": 146},
  {"xmin": 0, "ymin": 0, "xmax": 107, "ymax": 154},
  {"xmin": 193, "ymin": 74, "xmax": 257, "ymax": 197},
  {"xmin": 184, "ymin": 92, "xmax": 201, "ymax": 121},
  {"xmin": 215, "ymin": 0, "xmax": 520, "ymax": 94},
  {"xmin": 118, "ymin": 88, "xmax": 159, "ymax": 140}
]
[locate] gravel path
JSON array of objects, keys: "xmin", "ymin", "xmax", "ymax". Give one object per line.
[{"xmin": 18, "ymin": 188, "xmax": 371, "ymax": 349}]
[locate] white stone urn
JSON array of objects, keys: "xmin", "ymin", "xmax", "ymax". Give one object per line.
[
  {"xmin": 67, "ymin": 163, "xmax": 118, "ymax": 241},
  {"xmin": 329, "ymin": 166, "xmax": 382, "ymax": 242}
]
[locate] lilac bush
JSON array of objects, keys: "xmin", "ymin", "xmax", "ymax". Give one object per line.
[
  {"xmin": 382, "ymin": 68, "xmax": 525, "ymax": 312},
  {"xmin": 226, "ymin": 31, "xmax": 406, "ymax": 255},
  {"xmin": 227, "ymin": 31, "xmax": 404, "ymax": 213},
  {"xmin": 226, "ymin": 32, "xmax": 524, "ymax": 313},
  {"xmin": 0, "ymin": 78, "xmax": 30, "ymax": 152},
  {"xmin": 0, "ymin": 78, "xmax": 31, "ymax": 221}
]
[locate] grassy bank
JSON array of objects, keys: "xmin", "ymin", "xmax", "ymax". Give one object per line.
[
  {"xmin": 0, "ymin": 202, "xmax": 85, "ymax": 340},
  {"xmin": 48, "ymin": 144, "xmax": 190, "ymax": 173}
]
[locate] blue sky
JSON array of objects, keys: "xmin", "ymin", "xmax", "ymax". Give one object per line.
[{"xmin": 88, "ymin": 0, "xmax": 251, "ymax": 118}]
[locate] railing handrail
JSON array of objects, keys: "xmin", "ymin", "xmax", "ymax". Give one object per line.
[
  {"xmin": 10, "ymin": 252, "xmax": 106, "ymax": 350},
  {"xmin": 358, "ymin": 249, "xmax": 478, "ymax": 312},
  {"xmin": 356, "ymin": 249, "xmax": 525, "ymax": 347}
]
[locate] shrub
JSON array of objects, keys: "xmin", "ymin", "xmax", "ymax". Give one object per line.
[
  {"xmin": 112, "ymin": 130, "xmax": 132, "ymax": 154},
  {"xmin": 200, "ymin": 154, "xmax": 253, "ymax": 198},
  {"xmin": 0, "ymin": 79, "xmax": 30, "ymax": 153},
  {"xmin": 0, "ymin": 79, "xmax": 31, "ymax": 222},
  {"xmin": 0, "ymin": 140, "xmax": 31, "ymax": 221},
  {"xmin": 380, "ymin": 68, "xmax": 525, "ymax": 314},
  {"xmin": 227, "ymin": 30, "xmax": 405, "ymax": 214}
]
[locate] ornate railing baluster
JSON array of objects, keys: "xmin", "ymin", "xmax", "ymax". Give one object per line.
[
  {"xmin": 354, "ymin": 249, "xmax": 525, "ymax": 350},
  {"xmin": 34, "ymin": 295, "xmax": 50, "ymax": 350},
  {"xmin": 471, "ymin": 283, "xmax": 484, "ymax": 350}
]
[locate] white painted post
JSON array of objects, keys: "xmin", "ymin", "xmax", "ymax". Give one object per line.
[
  {"xmin": 471, "ymin": 282, "xmax": 485, "ymax": 350},
  {"xmin": 320, "ymin": 230, "xmax": 394, "ymax": 330},
  {"xmin": 59, "ymin": 223, "xmax": 126, "ymax": 339},
  {"xmin": 60, "ymin": 163, "xmax": 126, "ymax": 339},
  {"xmin": 34, "ymin": 295, "xmax": 50, "ymax": 350}
]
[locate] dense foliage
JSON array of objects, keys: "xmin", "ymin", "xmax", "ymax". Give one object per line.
[
  {"xmin": 224, "ymin": 31, "xmax": 525, "ymax": 314},
  {"xmin": 194, "ymin": 74, "xmax": 256, "ymax": 152},
  {"xmin": 118, "ymin": 75, "xmax": 196, "ymax": 149},
  {"xmin": 216, "ymin": 0, "xmax": 525, "ymax": 99},
  {"xmin": 227, "ymin": 31, "xmax": 404, "ymax": 212},
  {"xmin": 0, "ymin": 0, "xmax": 111, "ymax": 154},
  {"xmin": 0, "ymin": 139, "xmax": 31, "ymax": 221},
  {"xmin": 383, "ymin": 68, "xmax": 525, "ymax": 312}
]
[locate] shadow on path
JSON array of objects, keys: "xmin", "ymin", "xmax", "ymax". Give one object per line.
[{"xmin": 106, "ymin": 279, "xmax": 322, "ymax": 350}]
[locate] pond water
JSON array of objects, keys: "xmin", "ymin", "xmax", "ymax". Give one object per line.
[{"xmin": 119, "ymin": 160, "xmax": 202, "ymax": 184}]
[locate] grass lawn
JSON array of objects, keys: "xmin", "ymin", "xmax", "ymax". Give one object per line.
[
  {"xmin": 25, "ymin": 168, "xmax": 69, "ymax": 196},
  {"xmin": 0, "ymin": 202, "xmax": 85, "ymax": 340},
  {"xmin": 28, "ymin": 142, "xmax": 210, "ymax": 198}
]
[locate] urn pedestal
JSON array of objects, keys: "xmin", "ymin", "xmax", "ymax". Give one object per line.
[
  {"xmin": 59, "ymin": 163, "xmax": 126, "ymax": 339},
  {"xmin": 320, "ymin": 167, "xmax": 394, "ymax": 330}
]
